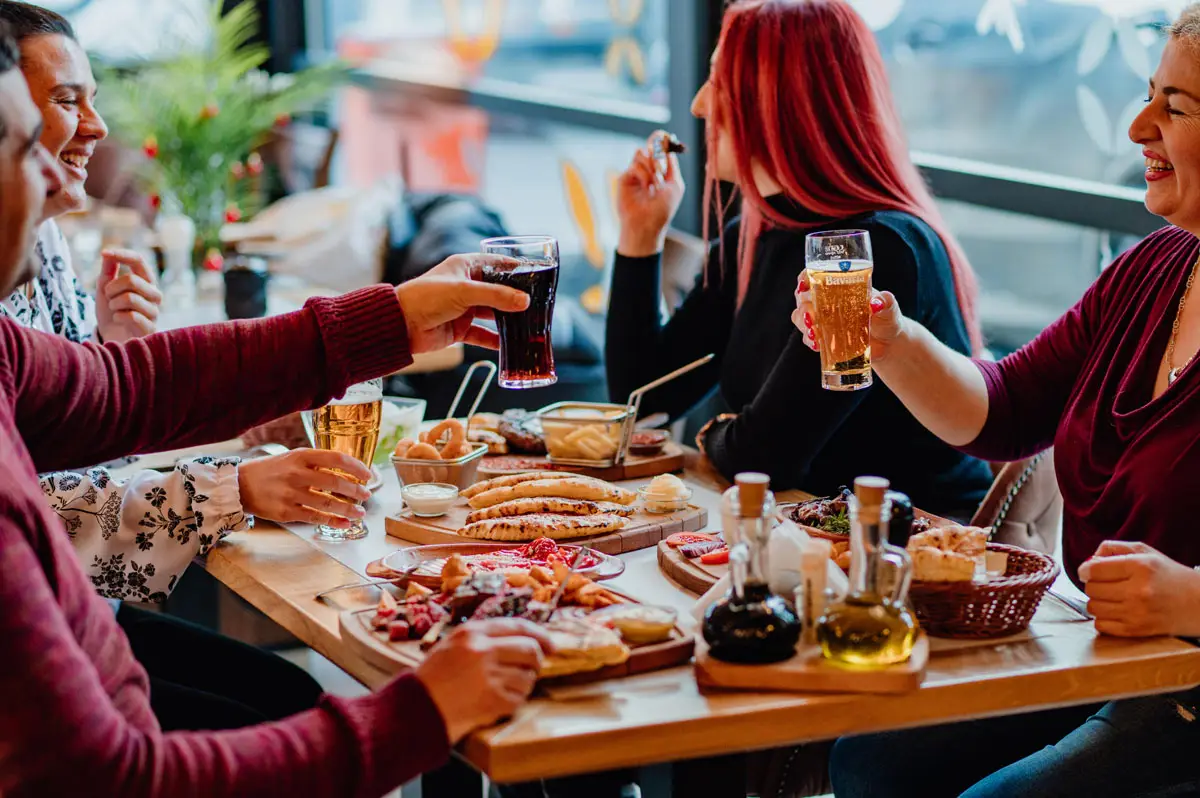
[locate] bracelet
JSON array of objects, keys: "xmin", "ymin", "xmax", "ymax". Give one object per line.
[{"xmin": 695, "ymin": 413, "xmax": 738, "ymax": 460}]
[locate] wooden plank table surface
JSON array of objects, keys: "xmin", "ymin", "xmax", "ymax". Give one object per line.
[{"xmin": 201, "ymin": 456, "xmax": 1200, "ymax": 785}]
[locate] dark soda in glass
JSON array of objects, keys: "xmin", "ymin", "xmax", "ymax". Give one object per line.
[{"xmin": 481, "ymin": 257, "xmax": 559, "ymax": 389}]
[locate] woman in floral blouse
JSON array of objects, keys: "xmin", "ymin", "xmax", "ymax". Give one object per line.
[{"xmin": 0, "ymin": 3, "xmax": 368, "ymax": 730}]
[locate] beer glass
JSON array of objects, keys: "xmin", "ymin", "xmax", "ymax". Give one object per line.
[
  {"xmin": 805, "ymin": 230, "xmax": 874, "ymax": 391},
  {"xmin": 480, "ymin": 236, "xmax": 559, "ymax": 389},
  {"xmin": 301, "ymin": 378, "xmax": 383, "ymax": 540}
]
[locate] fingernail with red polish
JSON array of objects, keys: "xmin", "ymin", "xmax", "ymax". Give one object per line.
[
  {"xmin": 797, "ymin": 279, "xmax": 809, "ymax": 292},
  {"xmin": 870, "ymin": 298, "xmax": 884, "ymax": 314},
  {"xmin": 803, "ymin": 312, "xmax": 813, "ymax": 328}
]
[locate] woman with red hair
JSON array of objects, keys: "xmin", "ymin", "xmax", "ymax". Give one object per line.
[{"xmin": 605, "ymin": 0, "xmax": 992, "ymax": 517}]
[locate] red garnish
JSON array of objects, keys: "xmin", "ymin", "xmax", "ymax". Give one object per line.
[
  {"xmin": 387, "ymin": 620, "xmax": 411, "ymax": 641},
  {"xmin": 665, "ymin": 532, "xmax": 718, "ymax": 548},
  {"xmin": 700, "ymin": 547, "xmax": 730, "ymax": 565}
]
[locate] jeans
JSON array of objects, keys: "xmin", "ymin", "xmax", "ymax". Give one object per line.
[{"xmin": 830, "ymin": 687, "xmax": 1200, "ymax": 798}]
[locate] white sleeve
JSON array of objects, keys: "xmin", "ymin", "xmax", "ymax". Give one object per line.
[{"xmin": 39, "ymin": 457, "xmax": 252, "ymax": 602}]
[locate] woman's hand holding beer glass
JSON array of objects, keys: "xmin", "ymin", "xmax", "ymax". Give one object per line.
[
  {"xmin": 616, "ymin": 130, "xmax": 686, "ymax": 258},
  {"xmin": 793, "ymin": 274, "xmax": 905, "ymax": 366},
  {"xmin": 238, "ymin": 449, "xmax": 372, "ymax": 529}
]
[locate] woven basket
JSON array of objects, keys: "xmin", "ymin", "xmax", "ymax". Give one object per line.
[{"xmin": 908, "ymin": 543, "xmax": 1059, "ymax": 639}]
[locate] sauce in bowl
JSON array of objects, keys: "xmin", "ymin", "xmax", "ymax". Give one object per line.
[{"xmin": 402, "ymin": 483, "xmax": 460, "ymax": 517}]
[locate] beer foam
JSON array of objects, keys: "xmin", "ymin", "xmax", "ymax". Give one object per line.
[{"xmin": 330, "ymin": 380, "xmax": 384, "ymax": 405}]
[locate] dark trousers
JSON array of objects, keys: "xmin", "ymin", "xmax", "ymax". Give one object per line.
[
  {"xmin": 831, "ymin": 687, "xmax": 1200, "ymax": 798},
  {"xmin": 116, "ymin": 603, "xmax": 324, "ymax": 731}
]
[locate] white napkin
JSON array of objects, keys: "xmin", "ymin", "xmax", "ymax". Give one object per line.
[{"xmin": 691, "ymin": 519, "xmax": 849, "ymax": 623}]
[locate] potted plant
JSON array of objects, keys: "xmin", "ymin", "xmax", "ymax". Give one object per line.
[{"xmin": 98, "ymin": 0, "xmax": 346, "ymax": 283}]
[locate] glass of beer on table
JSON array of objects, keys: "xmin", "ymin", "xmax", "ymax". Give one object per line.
[
  {"xmin": 301, "ymin": 378, "xmax": 383, "ymax": 540},
  {"xmin": 805, "ymin": 229, "xmax": 874, "ymax": 391},
  {"xmin": 480, "ymin": 235, "xmax": 560, "ymax": 389}
]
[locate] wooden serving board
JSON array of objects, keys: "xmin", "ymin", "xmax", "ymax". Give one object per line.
[
  {"xmin": 477, "ymin": 442, "xmax": 687, "ymax": 481},
  {"xmin": 657, "ymin": 540, "xmax": 726, "ymax": 594},
  {"xmin": 694, "ymin": 633, "xmax": 929, "ymax": 695},
  {"xmin": 370, "ymin": 542, "xmax": 626, "ymax": 589},
  {"xmin": 386, "ymin": 503, "xmax": 708, "ymax": 556},
  {"xmin": 338, "ymin": 608, "xmax": 695, "ymax": 688}
]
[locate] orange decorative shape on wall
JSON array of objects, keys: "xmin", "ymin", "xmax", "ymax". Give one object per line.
[
  {"xmin": 443, "ymin": 0, "xmax": 506, "ymax": 67},
  {"xmin": 562, "ymin": 158, "xmax": 607, "ymax": 270}
]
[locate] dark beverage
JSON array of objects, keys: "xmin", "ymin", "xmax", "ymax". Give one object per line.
[
  {"xmin": 703, "ymin": 584, "xmax": 801, "ymax": 664},
  {"xmin": 482, "ymin": 257, "xmax": 559, "ymax": 389}
]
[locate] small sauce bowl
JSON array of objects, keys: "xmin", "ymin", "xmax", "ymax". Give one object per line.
[
  {"xmin": 401, "ymin": 483, "xmax": 460, "ymax": 517},
  {"xmin": 638, "ymin": 485, "xmax": 693, "ymax": 514}
]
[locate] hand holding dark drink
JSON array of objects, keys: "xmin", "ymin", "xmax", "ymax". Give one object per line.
[{"xmin": 480, "ymin": 236, "xmax": 560, "ymax": 389}]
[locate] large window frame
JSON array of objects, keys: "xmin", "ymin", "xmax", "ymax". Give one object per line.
[{"xmin": 309, "ymin": 1, "xmax": 1161, "ymax": 257}]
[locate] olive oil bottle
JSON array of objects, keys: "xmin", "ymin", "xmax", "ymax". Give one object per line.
[{"xmin": 817, "ymin": 477, "xmax": 917, "ymax": 666}]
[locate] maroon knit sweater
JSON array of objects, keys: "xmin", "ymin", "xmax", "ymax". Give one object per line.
[
  {"xmin": 0, "ymin": 285, "xmax": 450, "ymax": 797},
  {"xmin": 960, "ymin": 225, "xmax": 1200, "ymax": 582}
]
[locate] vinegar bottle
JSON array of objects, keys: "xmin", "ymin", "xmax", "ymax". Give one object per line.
[
  {"xmin": 816, "ymin": 476, "xmax": 917, "ymax": 666},
  {"xmin": 702, "ymin": 473, "xmax": 801, "ymax": 663}
]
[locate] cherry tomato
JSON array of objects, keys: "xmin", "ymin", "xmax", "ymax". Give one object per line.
[
  {"xmin": 700, "ymin": 547, "xmax": 730, "ymax": 565},
  {"xmin": 665, "ymin": 532, "xmax": 719, "ymax": 548}
]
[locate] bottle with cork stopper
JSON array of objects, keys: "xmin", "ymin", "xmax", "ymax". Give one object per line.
[
  {"xmin": 702, "ymin": 473, "xmax": 801, "ymax": 663},
  {"xmin": 816, "ymin": 476, "xmax": 917, "ymax": 666}
]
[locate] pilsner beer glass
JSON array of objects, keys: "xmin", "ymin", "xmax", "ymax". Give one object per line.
[
  {"xmin": 301, "ymin": 378, "xmax": 383, "ymax": 540},
  {"xmin": 805, "ymin": 230, "xmax": 874, "ymax": 391},
  {"xmin": 480, "ymin": 236, "xmax": 560, "ymax": 389}
]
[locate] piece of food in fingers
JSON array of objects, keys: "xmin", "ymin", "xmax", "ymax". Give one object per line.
[
  {"xmin": 458, "ymin": 513, "xmax": 627, "ymax": 542},
  {"xmin": 652, "ymin": 132, "xmax": 687, "ymax": 173},
  {"xmin": 465, "ymin": 497, "xmax": 635, "ymax": 524},
  {"xmin": 462, "ymin": 471, "xmax": 588, "ymax": 499},
  {"xmin": 468, "ymin": 477, "xmax": 637, "ymax": 509}
]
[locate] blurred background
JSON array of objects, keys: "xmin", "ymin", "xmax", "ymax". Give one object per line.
[{"xmin": 54, "ymin": 0, "xmax": 1172, "ymax": 363}]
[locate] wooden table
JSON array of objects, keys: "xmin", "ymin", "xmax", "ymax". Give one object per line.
[{"xmin": 201, "ymin": 464, "xmax": 1200, "ymax": 789}]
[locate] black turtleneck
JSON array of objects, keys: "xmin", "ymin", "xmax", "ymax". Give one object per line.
[{"xmin": 604, "ymin": 198, "xmax": 993, "ymax": 518}]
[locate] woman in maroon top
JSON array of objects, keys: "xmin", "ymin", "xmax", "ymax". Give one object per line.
[{"xmin": 799, "ymin": 7, "xmax": 1200, "ymax": 797}]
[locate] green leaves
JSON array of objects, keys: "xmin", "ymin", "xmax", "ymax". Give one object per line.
[{"xmin": 95, "ymin": 0, "xmax": 348, "ymax": 245}]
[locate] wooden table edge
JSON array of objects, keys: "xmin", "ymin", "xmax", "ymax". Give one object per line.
[{"xmin": 466, "ymin": 649, "xmax": 1200, "ymax": 782}]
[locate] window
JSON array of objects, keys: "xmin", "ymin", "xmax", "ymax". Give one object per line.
[{"xmin": 45, "ymin": 0, "xmax": 211, "ymax": 61}]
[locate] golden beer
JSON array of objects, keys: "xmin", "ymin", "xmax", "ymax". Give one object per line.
[
  {"xmin": 303, "ymin": 380, "xmax": 383, "ymax": 540},
  {"xmin": 810, "ymin": 263, "xmax": 873, "ymax": 391}
]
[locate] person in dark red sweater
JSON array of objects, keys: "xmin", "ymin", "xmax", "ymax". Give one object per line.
[
  {"xmin": 799, "ymin": 8, "xmax": 1200, "ymax": 797},
  {"xmin": 0, "ymin": 23, "xmax": 557, "ymax": 796}
]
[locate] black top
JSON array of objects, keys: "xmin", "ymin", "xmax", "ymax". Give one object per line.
[{"xmin": 605, "ymin": 198, "xmax": 993, "ymax": 518}]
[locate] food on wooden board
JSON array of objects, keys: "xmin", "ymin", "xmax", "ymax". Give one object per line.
[
  {"xmin": 467, "ymin": 428, "xmax": 508, "ymax": 455},
  {"xmin": 459, "ymin": 513, "xmax": 627, "ymax": 542},
  {"xmin": 467, "ymin": 477, "xmax": 637, "ymax": 510},
  {"xmin": 664, "ymin": 532, "xmax": 719, "ymax": 548},
  {"xmin": 628, "ymin": 429, "xmax": 668, "ymax": 457},
  {"xmin": 468, "ymin": 413, "xmax": 502, "ymax": 433},
  {"xmin": 497, "ymin": 409, "xmax": 546, "ymax": 454},
  {"xmin": 640, "ymin": 473, "xmax": 692, "ymax": 513},
  {"xmin": 462, "ymin": 470, "xmax": 585, "ymax": 499},
  {"xmin": 679, "ymin": 539, "xmax": 725, "ymax": 559},
  {"xmin": 465, "ymin": 497, "xmax": 635, "ymax": 524},
  {"xmin": 592, "ymin": 605, "xmax": 677, "ymax": 644}
]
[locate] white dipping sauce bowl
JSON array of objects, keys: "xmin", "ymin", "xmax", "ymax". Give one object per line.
[{"xmin": 401, "ymin": 483, "xmax": 460, "ymax": 517}]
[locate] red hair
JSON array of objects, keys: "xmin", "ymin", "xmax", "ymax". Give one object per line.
[{"xmin": 703, "ymin": 0, "xmax": 983, "ymax": 353}]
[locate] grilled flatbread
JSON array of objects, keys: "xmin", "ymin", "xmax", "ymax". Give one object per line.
[
  {"xmin": 462, "ymin": 471, "xmax": 586, "ymax": 499},
  {"xmin": 539, "ymin": 618, "xmax": 630, "ymax": 678},
  {"xmin": 468, "ymin": 478, "xmax": 637, "ymax": 510},
  {"xmin": 465, "ymin": 498, "xmax": 635, "ymax": 525},
  {"xmin": 458, "ymin": 513, "xmax": 627, "ymax": 542}
]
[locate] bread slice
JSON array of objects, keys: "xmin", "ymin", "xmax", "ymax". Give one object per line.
[
  {"xmin": 468, "ymin": 477, "xmax": 637, "ymax": 510},
  {"xmin": 539, "ymin": 618, "xmax": 630, "ymax": 678},
  {"xmin": 465, "ymin": 498, "xmax": 635, "ymax": 525},
  {"xmin": 910, "ymin": 547, "xmax": 976, "ymax": 582},
  {"xmin": 457, "ymin": 513, "xmax": 627, "ymax": 542},
  {"xmin": 462, "ymin": 471, "xmax": 585, "ymax": 499}
]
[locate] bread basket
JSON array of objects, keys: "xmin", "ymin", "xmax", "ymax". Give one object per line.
[{"xmin": 908, "ymin": 543, "xmax": 1059, "ymax": 639}]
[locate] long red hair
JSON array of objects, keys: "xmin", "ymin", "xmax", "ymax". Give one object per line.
[{"xmin": 703, "ymin": 0, "xmax": 983, "ymax": 352}]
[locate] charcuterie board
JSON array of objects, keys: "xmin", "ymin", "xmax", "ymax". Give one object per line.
[
  {"xmin": 694, "ymin": 634, "xmax": 929, "ymax": 695},
  {"xmin": 338, "ymin": 606, "xmax": 695, "ymax": 688},
  {"xmin": 386, "ymin": 504, "xmax": 708, "ymax": 556},
  {"xmin": 477, "ymin": 442, "xmax": 687, "ymax": 482},
  {"xmin": 657, "ymin": 540, "xmax": 726, "ymax": 594},
  {"xmin": 371, "ymin": 542, "xmax": 626, "ymax": 589}
]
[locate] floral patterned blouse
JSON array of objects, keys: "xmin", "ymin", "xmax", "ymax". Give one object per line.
[{"xmin": 0, "ymin": 220, "xmax": 252, "ymax": 602}]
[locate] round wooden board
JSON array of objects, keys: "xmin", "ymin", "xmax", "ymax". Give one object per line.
[
  {"xmin": 657, "ymin": 541, "xmax": 726, "ymax": 594},
  {"xmin": 477, "ymin": 443, "xmax": 687, "ymax": 482}
]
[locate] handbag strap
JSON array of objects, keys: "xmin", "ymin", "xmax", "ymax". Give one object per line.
[{"xmin": 988, "ymin": 452, "xmax": 1046, "ymax": 541}]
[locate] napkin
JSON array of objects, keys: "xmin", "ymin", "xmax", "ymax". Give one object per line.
[{"xmin": 691, "ymin": 518, "xmax": 849, "ymax": 623}]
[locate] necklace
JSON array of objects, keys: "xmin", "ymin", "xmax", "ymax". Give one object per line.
[{"xmin": 1165, "ymin": 257, "xmax": 1200, "ymax": 385}]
